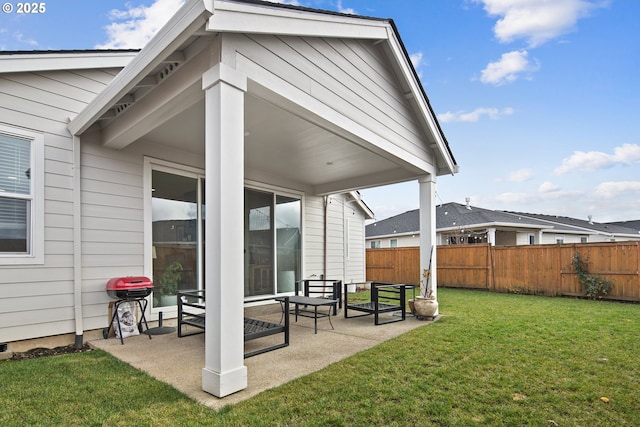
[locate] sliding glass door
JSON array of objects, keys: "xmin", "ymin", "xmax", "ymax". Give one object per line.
[
  {"xmin": 150, "ymin": 163, "xmax": 301, "ymax": 304},
  {"xmin": 151, "ymin": 169, "xmax": 202, "ymax": 308},
  {"xmin": 244, "ymin": 188, "xmax": 301, "ymax": 297}
]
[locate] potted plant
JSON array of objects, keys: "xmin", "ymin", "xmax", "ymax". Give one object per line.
[
  {"xmin": 412, "ymin": 267, "xmax": 438, "ymax": 320},
  {"xmin": 156, "ymin": 261, "xmax": 183, "ymax": 306}
]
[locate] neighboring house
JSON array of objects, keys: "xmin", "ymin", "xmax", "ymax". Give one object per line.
[
  {"xmin": 366, "ymin": 202, "xmax": 640, "ymax": 248},
  {"xmin": 0, "ymin": 0, "xmax": 457, "ymax": 397}
]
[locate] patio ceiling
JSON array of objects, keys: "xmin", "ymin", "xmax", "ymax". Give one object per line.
[{"xmin": 143, "ymin": 90, "xmax": 420, "ymax": 195}]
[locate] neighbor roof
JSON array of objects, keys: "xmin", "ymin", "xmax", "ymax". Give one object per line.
[
  {"xmin": 505, "ymin": 211, "xmax": 640, "ymax": 237},
  {"xmin": 606, "ymin": 220, "xmax": 640, "ymax": 232},
  {"xmin": 366, "ymin": 202, "xmax": 640, "ymax": 238}
]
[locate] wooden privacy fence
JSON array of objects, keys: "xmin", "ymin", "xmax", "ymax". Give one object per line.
[{"xmin": 366, "ymin": 242, "xmax": 640, "ymax": 301}]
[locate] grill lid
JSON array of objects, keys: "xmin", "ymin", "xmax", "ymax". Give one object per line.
[{"xmin": 106, "ymin": 276, "xmax": 153, "ymax": 291}]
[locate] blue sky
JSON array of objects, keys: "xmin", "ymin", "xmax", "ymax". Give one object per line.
[{"xmin": 1, "ymin": 0, "xmax": 638, "ymax": 222}]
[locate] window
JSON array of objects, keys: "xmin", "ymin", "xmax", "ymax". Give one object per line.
[
  {"xmin": 0, "ymin": 126, "xmax": 43, "ymax": 264},
  {"xmin": 556, "ymin": 236, "xmax": 564, "ymax": 244},
  {"xmin": 370, "ymin": 240, "xmax": 381, "ymax": 249},
  {"xmin": 529, "ymin": 234, "xmax": 535, "ymax": 245},
  {"xmin": 390, "ymin": 239, "xmax": 398, "ymax": 248},
  {"xmin": 580, "ymin": 236, "xmax": 588, "ymax": 243}
]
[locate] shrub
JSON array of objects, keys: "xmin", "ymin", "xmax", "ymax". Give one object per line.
[{"xmin": 571, "ymin": 251, "xmax": 613, "ymax": 299}]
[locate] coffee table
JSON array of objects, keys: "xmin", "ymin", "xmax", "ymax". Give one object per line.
[{"xmin": 276, "ymin": 295, "xmax": 339, "ymax": 334}]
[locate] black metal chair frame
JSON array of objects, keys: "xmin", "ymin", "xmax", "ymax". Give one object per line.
[{"xmin": 344, "ymin": 282, "xmax": 406, "ymax": 325}]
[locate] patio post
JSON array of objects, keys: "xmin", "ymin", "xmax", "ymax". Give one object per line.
[
  {"xmin": 418, "ymin": 175, "xmax": 438, "ymax": 309},
  {"xmin": 201, "ymin": 63, "xmax": 248, "ymax": 397}
]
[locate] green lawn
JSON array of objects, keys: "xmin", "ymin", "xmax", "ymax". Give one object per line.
[{"xmin": 2, "ymin": 288, "xmax": 639, "ymax": 426}]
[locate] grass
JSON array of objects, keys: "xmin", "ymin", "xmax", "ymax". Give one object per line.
[{"xmin": 2, "ymin": 288, "xmax": 639, "ymax": 426}]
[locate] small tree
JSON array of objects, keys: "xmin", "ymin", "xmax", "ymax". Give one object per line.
[{"xmin": 571, "ymin": 252, "xmax": 613, "ymax": 299}]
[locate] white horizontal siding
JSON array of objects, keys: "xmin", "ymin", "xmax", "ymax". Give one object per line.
[
  {"xmin": 303, "ymin": 195, "xmax": 325, "ymax": 277},
  {"xmin": 345, "ymin": 210, "xmax": 366, "ymax": 283},
  {"xmin": 235, "ymin": 33, "xmax": 434, "ymax": 164},
  {"xmin": 0, "ymin": 67, "xmax": 122, "ymax": 342},
  {"xmin": 79, "ymin": 139, "xmax": 146, "ymax": 329},
  {"xmin": 325, "ymin": 195, "xmax": 345, "ymax": 280}
]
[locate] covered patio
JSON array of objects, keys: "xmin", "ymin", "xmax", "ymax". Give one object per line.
[{"xmin": 90, "ymin": 304, "xmax": 433, "ymax": 409}]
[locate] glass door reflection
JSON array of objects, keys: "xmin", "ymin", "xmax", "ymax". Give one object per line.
[{"xmin": 152, "ymin": 170, "xmax": 199, "ymax": 307}]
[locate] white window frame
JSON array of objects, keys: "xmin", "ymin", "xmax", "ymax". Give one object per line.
[
  {"xmin": 0, "ymin": 124, "xmax": 44, "ymax": 265},
  {"xmin": 390, "ymin": 239, "xmax": 398, "ymax": 248}
]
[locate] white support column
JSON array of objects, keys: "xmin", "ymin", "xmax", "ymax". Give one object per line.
[
  {"xmin": 201, "ymin": 63, "xmax": 248, "ymax": 398},
  {"xmin": 418, "ymin": 175, "xmax": 437, "ymax": 305},
  {"xmin": 487, "ymin": 228, "xmax": 496, "ymax": 246}
]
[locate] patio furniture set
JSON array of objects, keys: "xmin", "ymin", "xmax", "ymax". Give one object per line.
[{"xmin": 172, "ymin": 280, "xmax": 411, "ymax": 357}]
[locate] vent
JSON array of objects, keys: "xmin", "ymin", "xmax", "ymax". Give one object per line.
[{"xmin": 158, "ymin": 61, "xmax": 181, "ymax": 81}]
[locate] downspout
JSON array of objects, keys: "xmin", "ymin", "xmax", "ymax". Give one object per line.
[
  {"xmin": 323, "ymin": 195, "xmax": 329, "ymax": 279},
  {"xmin": 72, "ymin": 135, "xmax": 84, "ymax": 348}
]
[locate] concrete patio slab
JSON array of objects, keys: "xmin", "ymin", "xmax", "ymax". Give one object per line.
[{"xmin": 89, "ymin": 306, "xmax": 434, "ymax": 410}]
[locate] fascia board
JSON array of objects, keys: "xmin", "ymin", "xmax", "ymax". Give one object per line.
[
  {"xmin": 366, "ymin": 231, "xmax": 416, "ymax": 239},
  {"xmin": 438, "ymin": 222, "xmax": 553, "ymax": 232},
  {"xmin": 0, "ymin": 51, "xmax": 137, "ymax": 73},
  {"xmin": 349, "ymin": 191, "xmax": 375, "ymax": 220},
  {"xmin": 208, "ymin": 1, "xmax": 388, "ymax": 39},
  {"xmin": 383, "ymin": 27, "xmax": 458, "ymax": 176},
  {"xmin": 68, "ymin": 0, "xmax": 212, "ymax": 136}
]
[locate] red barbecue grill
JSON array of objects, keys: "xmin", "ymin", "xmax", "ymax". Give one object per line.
[{"xmin": 103, "ymin": 276, "xmax": 154, "ymax": 344}]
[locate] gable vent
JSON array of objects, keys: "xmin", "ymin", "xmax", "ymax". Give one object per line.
[
  {"xmin": 158, "ymin": 61, "xmax": 181, "ymax": 82},
  {"xmin": 99, "ymin": 51, "xmax": 186, "ymax": 121}
]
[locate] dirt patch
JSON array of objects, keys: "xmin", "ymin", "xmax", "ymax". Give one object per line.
[{"xmin": 10, "ymin": 344, "xmax": 93, "ymax": 361}]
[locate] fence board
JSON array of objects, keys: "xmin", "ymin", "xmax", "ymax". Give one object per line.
[{"xmin": 366, "ymin": 242, "xmax": 640, "ymax": 301}]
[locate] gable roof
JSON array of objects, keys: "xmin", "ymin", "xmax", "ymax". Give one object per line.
[
  {"xmin": 67, "ymin": 0, "xmax": 457, "ymax": 176},
  {"xmin": 366, "ymin": 202, "xmax": 640, "ymax": 238}
]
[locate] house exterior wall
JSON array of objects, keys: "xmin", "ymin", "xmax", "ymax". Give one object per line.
[
  {"xmin": 303, "ymin": 194, "xmax": 367, "ymax": 283},
  {"xmin": 79, "ymin": 138, "xmax": 147, "ymax": 331},
  {"xmin": 0, "ymin": 78, "xmax": 368, "ymax": 344},
  {"xmin": 369, "ymin": 230, "xmax": 634, "ymax": 249},
  {"xmin": 367, "ymin": 234, "xmax": 418, "ymax": 249},
  {"xmin": 344, "ymin": 205, "xmax": 367, "ymax": 283},
  {"xmin": 0, "ymin": 68, "xmax": 122, "ymax": 342},
  {"xmin": 230, "ymin": 33, "xmax": 435, "ymax": 165}
]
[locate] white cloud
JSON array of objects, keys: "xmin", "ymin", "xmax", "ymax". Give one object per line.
[
  {"xmin": 554, "ymin": 143, "xmax": 640, "ymax": 174},
  {"xmin": 410, "ymin": 52, "xmax": 423, "ymax": 68},
  {"xmin": 410, "ymin": 51, "xmax": 427, "ymax": 78},
  {"xmin": 95, "ymin": 0, "xmax": 185, "ymax": 49},
  {"xmin": 594, "ymin": 181, "xmax": 640, "ymax": 198},
  {"xmin": 508, "ymin": 168, "xmax": 534, "ymax": 182},
  {"xmin": 14, "ymin": 31, "xmax": 38, "ymax": 47},
  {"xmin": 493, "ymin": 168, "xmax": 534, "ymax": 184},
  {"xmin": 494, "ymin": 187, "xmax": 582, "ymax": 205},
  {"xmin": 538, "ymin": 181, "xmax": 559, "ymax": 192},
  {"xmin": 438, "ymin": 107, "xmax": 514, "ymax": 123},
  {"xmin": 475, "ymin": 0, "xmax": 606, "ymax": 48},
  {"xmin": 480, "ymin": 50, "xmax": 539, "ymax": 85},
  {"xmin": 336, "ymin": 0, "xmax": 356, "ymax": 15}
]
